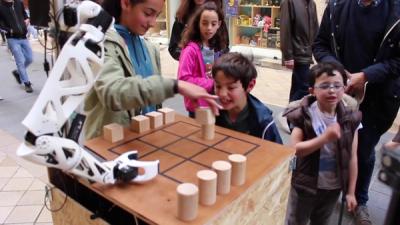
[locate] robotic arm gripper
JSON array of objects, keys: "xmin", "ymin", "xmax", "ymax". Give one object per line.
[{"xmin": 16, "ymin": 1, "xmax": 159, "ymax": 184}]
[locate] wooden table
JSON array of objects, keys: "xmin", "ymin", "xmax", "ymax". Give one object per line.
[{"xmin": 50, "ymin": 114, "xmax": 295, "ymax": 225}]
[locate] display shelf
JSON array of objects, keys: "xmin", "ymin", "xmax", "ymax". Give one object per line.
[
  {"xmin": 237, "ymin": 25, "xmax": 263, "ymax": 28},
  {"xmin": 232, "ymin": 0, "xmax": 281, "ymax": 49},
  {"xmin": 240, "ymin": 4, "xmax": 280, "ymax": 8},
  {"xmin": 145, "ymin": 1, "xmax": 169, "ymax": 40}
]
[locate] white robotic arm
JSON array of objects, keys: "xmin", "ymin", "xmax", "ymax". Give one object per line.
[{"xmin": 17, "ymin": 1, "xmax": 159, "ymax": 184}]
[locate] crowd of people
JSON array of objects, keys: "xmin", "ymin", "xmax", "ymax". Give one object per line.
[{"xmin": 1, "ymin": 0, "xmax": 400, "ymax": 225}]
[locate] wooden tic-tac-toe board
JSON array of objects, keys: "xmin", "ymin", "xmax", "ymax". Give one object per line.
[{"xmin": 84, "ymin": 114, "xmax": 294, "ymax": 225}]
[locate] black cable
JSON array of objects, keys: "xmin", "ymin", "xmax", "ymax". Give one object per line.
[
  {"xmin": 44, "ymin": 178, "xmax": 68, "ymax": 212},
  {"xmin": 338, "ymin": 195, "xmax": 345, "ymax": 225},
  {"xmin": 43, "ymin": 29, "xmax": 50, "ymax": 77}
]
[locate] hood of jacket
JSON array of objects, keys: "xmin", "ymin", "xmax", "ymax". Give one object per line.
[
  {"xmin": 249, "ymin": 94, "xmax": 274, "ymax": 129},
  {"xmin": 247, "ymin": 94, "xmax": 282, "ymax": 143}
]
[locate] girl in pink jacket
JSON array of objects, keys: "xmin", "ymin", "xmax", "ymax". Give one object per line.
[{"xmin": 178, "ymin": 1, "xmax": 228, "ymax": 117}]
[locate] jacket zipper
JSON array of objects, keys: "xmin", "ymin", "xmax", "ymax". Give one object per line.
[
  {"xmin": 378, "ymin": 18, "xmax": 400, "ymax": 50},
  {"xmin": 11, "ymin": 4, "xmax": 22, "ymax": 35},
  {"xmin": 306, "ymin": 2, "xmax": 311, "ymax": 45}
]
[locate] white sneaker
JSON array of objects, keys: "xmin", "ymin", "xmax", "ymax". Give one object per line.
[
  {"xmin": 0, "ymin": 96, "xmax": 3, "ymax": 100},
  {"xmin": 277, "ymin": 112, "xmax": 290, "ymax": 134}
]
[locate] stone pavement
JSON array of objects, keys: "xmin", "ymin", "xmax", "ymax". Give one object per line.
[
  {"xmin": 0, "ymin": 40, "xmax": 396, "ymax": 225},
  {"xmin": 0, "ymin": 41, "xmax": 53, "ymax": 224}
]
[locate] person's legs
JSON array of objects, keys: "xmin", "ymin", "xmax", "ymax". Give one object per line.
[
  {"xmin": 20, "ymin": 39, "xmax": 33, "ymax": 69},
  {"xmin": 285, "ymin": 186, "xmax": 315, "ymax": 225},
  {"xmin": 0, "ymin": 32, "xmax": 6, "ymax": 45},
  {"xmin": 289, "ymin": 63, "xmax": 311, "ymax": 102},
  {"xmin": 309, "ymin": 189, "xmax": 341, "ymax": 225},
  {"xmin": 8, "ymin": 38, "xmax": 33, "ymax": 92},
  {"xmin": 354, "ymin": 123, "xmax": 380, "ymax": 225},
  {"xmin": 355, "ymin": 125, "xmax": 380, "ymax": 206},
  {"xmin": 285, "ymin": 63, "xmax": 311, "ymax": 132},
  {"xmin": 8, "ymin": 39, "xmax": 30, "ymax": 83}
]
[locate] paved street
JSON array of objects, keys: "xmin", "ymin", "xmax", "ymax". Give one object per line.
[{"xmin": 0, "ymin": 40, "xmax": 396, "ymax": 225}]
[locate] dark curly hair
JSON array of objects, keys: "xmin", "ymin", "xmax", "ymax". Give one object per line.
[
  {"xmin": 309, "ymin": 62, "xmax": 348, "ymax": 87},
  {"xmin": 212, "ymin": 52, "xmax": 257, "ymax": 90}
]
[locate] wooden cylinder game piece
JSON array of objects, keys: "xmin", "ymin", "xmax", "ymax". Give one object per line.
[
  {"xmin": 197, "ymin": 170, "xmax": 217, "ymax": 206},
  {"xmin": 158, "ymin": 107, "xmax": 175, "ymax": 124},
  {"xmin": 130, "ymin": 115, "xmax": 150, "ymax": 133},
  {"xmin": 212, "ymin": 160, "xmax": 232, "ymax": 195},
  {"xmin": 228, "ymin": 154, "xmax": 247, "ymax": 186},
  {"xmin": 177, "ymin": 183, "xmax": 198, "ymax": 222},
  {"xmin": 103, "ymin": 123, "xmax": 124, "ymax": 143},
  {"xmin": 195, "ymin": 107, "xmax": 215, "ymax": 125},
  {"xmin": 145, "ymin": 111, "xmax": 163, "ymax": 129},
  {"xmin": 201, "ymin": 124, "xmax": 215, "ymax": 140}
]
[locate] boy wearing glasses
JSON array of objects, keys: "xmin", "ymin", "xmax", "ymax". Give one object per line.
[{"xmin": 283, "ymin": 62, "xmax": 362, "ymax": 225}]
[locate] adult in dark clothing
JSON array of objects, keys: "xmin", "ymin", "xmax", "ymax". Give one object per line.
[
  {"xmin": 280, "ymin": 0, "xmax": 319, "ymax": 102},
  {"xmin": 0, "ymin": 0, "xmax": 33, "ymax": 93},
  {"xmin": 0, "ymin": 29, "xmax": 5, "ymax": 44},
  {"xmin": 313, "ymin": 0, "xmax": 400, "ymax": 224},
  {"xmin": 168, "ymin": 0, "xmax": 229, "ymax": 61}
]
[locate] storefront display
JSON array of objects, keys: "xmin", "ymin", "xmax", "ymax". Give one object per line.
[{"xmin": 231, "ymin": 0, "xmax": 281, "ymax": 49}]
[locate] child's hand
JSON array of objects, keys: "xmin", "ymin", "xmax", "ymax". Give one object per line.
[
  {"xmin": 346, "ymin": 194, "xmax": 357, "ymax": 212},
  {"xmin": 323, "ymin": 123, "xmax": 341, "ymax": 142},
  {"xmin": 383, "ymin": 141, "xmax": 400, "ymax": 151},
  {"xmin": 177, "ymin": 80, "xmax": 222, "ymax": 115}
]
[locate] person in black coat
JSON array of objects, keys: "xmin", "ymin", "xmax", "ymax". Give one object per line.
[{"xmin": 313, "ymin": 0, "xmax": 400, "ymax": 224}]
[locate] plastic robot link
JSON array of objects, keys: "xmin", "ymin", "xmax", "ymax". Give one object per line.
[{"xmin": 16, "ymin": 1, "xmax": 159, "ymax": 184}]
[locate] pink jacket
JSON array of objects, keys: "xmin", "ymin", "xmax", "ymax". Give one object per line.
[{"xmin": 178, "ymin": 42, "xmax": 214, "ymax": 112}]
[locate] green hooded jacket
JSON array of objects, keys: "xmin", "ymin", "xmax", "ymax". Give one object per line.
[{"xmin": 83, "ymin": 28, "xmax": 175, "ymax": 140}]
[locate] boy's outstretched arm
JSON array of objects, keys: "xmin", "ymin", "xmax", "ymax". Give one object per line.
[
  {"xmin": 346, "ymin": 131, "xmax": 358, "ymax": 212},
  {"xmin": 291, "ymin": 123, "xmax": 341, "ymax": 157}
]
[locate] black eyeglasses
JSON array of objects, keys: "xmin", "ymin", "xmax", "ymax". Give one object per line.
[{"xmin": 314, "ymin": 83, "xmax": 344, "ymax": 91}]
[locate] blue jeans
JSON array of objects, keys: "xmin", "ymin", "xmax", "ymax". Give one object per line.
[
  {"xmin": 289, "ymin": 63, "xmax": 311, "ymax": 102},
  {"xmin": 7, "ymin": 38, "xmax": 33, "ymax": 83}
]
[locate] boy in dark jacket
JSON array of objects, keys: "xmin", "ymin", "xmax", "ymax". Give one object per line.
[
  {"xmin": 284, "ymin": 62, "xmax": 361, "ymax": 225},
  {"xmin": 212, "ymin": 52, "xmax": 282, "ymax": 144}
]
